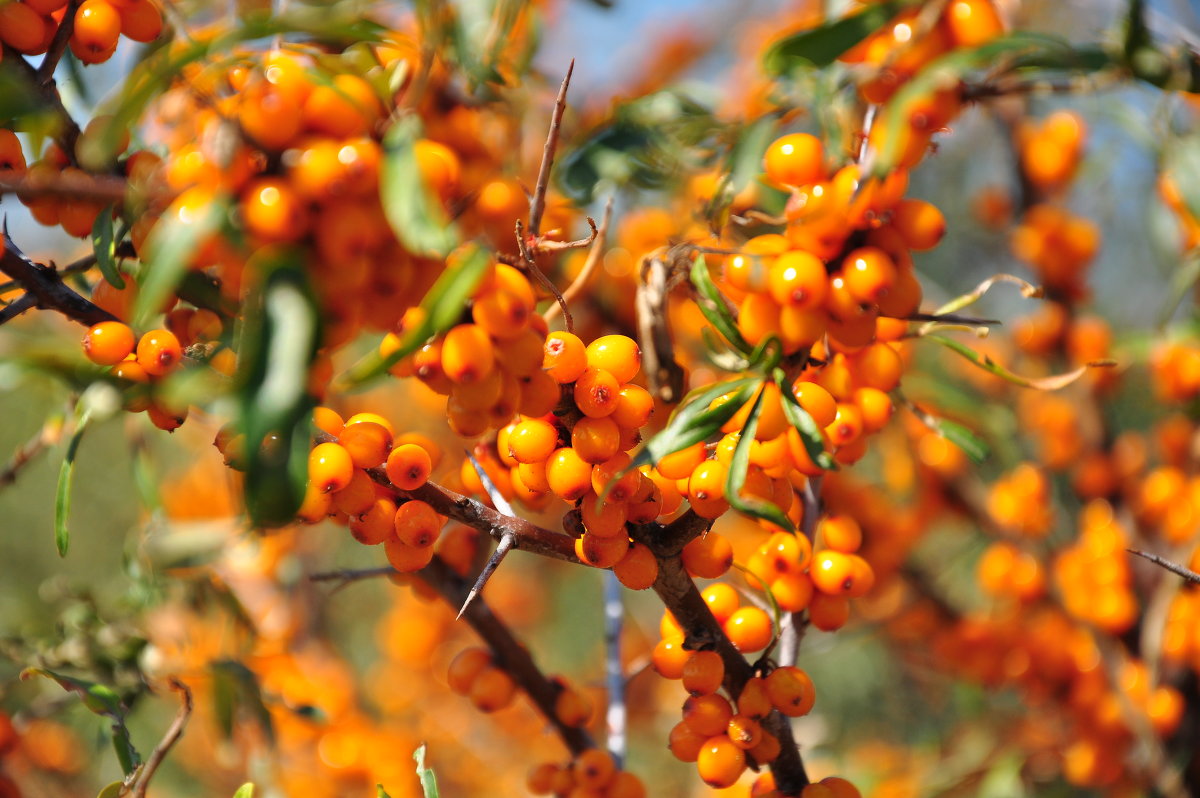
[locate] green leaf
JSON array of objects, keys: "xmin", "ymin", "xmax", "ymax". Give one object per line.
[
  {"xmin": 232, "ymin": 784, "xmax": 256, "ymax": 798},
  {"xmin": 934, "ymin": 419, "xmax": 990, "ymax": 465},
  {"xmin": 762, "ymin": 0, "xmax": 911, "ymax": 75},
  {"xmin": 21, "ymin": 669, "xmax": 140, "ymax": 776},
  {"xmin": 704, "ymin": 114, "xmax": 779, "ymax": 230},
  {"xmin": 776, "ymin": 370, "xmax": 837, "ymax": 471},
  {"xmin": 377, "ymin": 787, "xmax": 393, "ymax": 798},
  {"xmin": 210, "ymin": 661, "xmax": 275, "ymax": 745},
  {"xmin": 924, "ymin": 333, "xmax": 1115, "ymax": 390},
  {"xmin": 336, "ymin": 244, "xmax": 491, "ymax": 388},
  {"xmin": 96, "ymin": 782, "xmax": 124, "ymax": 798},
  {"xmin": 235, "ymin": 248, "xmax": 321, "ymax": 528},
  {"xmin": 413, "ymin": 743, "xmax": 440, "ymax": 798},
  {"xmin": 90, "ymin": 207, "xmax": 125, "ymax": 290},
  {"xmin": 135, "ymin": 194, "xmax": 229, "ymax": 326},
  {"xmin": 691, "ymin": 256, "xmax": 753, "ymax": 355},
  {"xmin": 380, "ymin": 115, "xmax": 461, "ymax": 258},
  {"xmin": 724, "ymin": 385, "xmax": 794, "ymax": 531},
  {"xmin": 631, "ymin": 377, "xmax": 759, "ymax": 470},
  {"xmin": 54, "ymin": 410, "xmax": 93, "ymax": 557}
]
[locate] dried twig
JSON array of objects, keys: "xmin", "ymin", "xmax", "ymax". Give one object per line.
[
  {"xmin": 516, "ymin": 218, "xmax": 573, "ymax": 332},
  {"xmin": 544, "ymin": 197, "xmax": 614, "ymax": 326},
  {"xmin": 636, "ymin": 254, "xmax": 686, "ymax": 403},
  {"xmin": 534, "ymin": 215, "xmax": 599, "ymax": 253},
  {"xmin": 456, "ymin": 451, "xmax": 520, "ymax": 619},
  {"xmin": 131, "ymin": 679, "xmax": 192, "ymax": 798},
  {"xmin": 0, "ymin": 418, "xmax": 61, "ymax": 488},
  {"xmin": 1128, "ymin": 549, "xmax": 1200, "ymax": 584},
  {"xmin": 529, "ymin": 60, "xmax": 574, "ymax": 238},
  {"xmin": 0, "ymin": 173, "xmax": 131, "ymax": 204}
]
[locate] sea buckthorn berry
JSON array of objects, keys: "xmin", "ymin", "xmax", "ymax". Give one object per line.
[
  {"xmin": 135, "ymin": 328, "xmax": 182, "ymax": 376},
  {"xmin": 517, "ymin": 370, "xmax": 561, "ymax": 417},
  {"xmin": 611, "ymin": 383, "xmax": 654, "ymax": 429},
  {"xmin": 349, "ymin": 497, "xmax": 396, "ymax": 545},
  {"xmin": 727, "ymin": 714, "xmax": 763, "ymax": 750},
  {"xmin": 571, "ymin": 416, "xmax": 621, "ymax": 463},
  {"xmin": 606, "ymin": 771, "xmax": 646, "ymax": 798},
  {"xmin": 574, "ymin": 531, "xmax": 629, "ymax": 568},
  {"xmin": 574, "ymin": 368, "xmax": 619, "ymax": 418},
  {"xmin": 683, "ymin": 694, "xmax": 733, "ymax": 737},
  {"xmin": 413, "ymin": 138, "xmax": 461, "ymax": 199},
  {"xmin": 338, "ymin": 420, "xmax": 391, "ymax": 469},
  {"xmin": 0, "ymin": 3, "xmax": 48, "ymax": 54},
  {"xmin": 309, "ymin": 443, "xmax": 354, "ymax": 493},
  {"xmin": 385, "ymin": 443, "xmax": 432, "ymax": 491},
  {"xmin": 724, "ymin": 606, "xmax": 773, "ymax": 653},
  {"xmin": 737, "ymin": 677, "xmax": 772, "ymax": 719},
  {"xmin": 657, "ymin": 441, "xmax": 707, "ymax": 480},
  {"xmin": 763, "ymin": 530, "xmax": 813, "ymax": 574},
  {"xmin": 801, "ymin": 785, "xmax": 835, "ymax": 798},
  {"xmin": 687, "ymin": 460, "xmax": 730, "ymax": 519},
  {"xmin": 296, "ymin": 480, "xmax": 333, "ymax": 523},
  {"xmin": 302, "ymin": 74, "xmax": 383, "ymax": 138},
  {"xmin": 701, "ymin": 582, "xmax": 740, "ymax": 624},
  {"xmin": 768, "ymin": 250, "xmax": 828, "ymax": 309},
  {"xmin": 765, "ymin": 666, "xmax": 815, "ymax": 716},
  {"xmin": 817, "ymin": 515, "xmax": 863, "ymax": 553},
  {"xmin": 441, "ymin": 324, "xmax": 495, "ymax": 384},
  {"xmin": 820, "ymin": 777, "xmax": 863, "ymax": 798},
  {"xmin": 842, "ymin": 247, "xmax": 897, "ymax": 305},
  {"xmin": 447, "ymin": 647, "xmax": 492, "ymax": 694},
  {"xmin": 764, "ymin": 133, "xmax": 825, "ymax": 188},
  {"xmin": 72, "ymin": 0, "xmax": 122, "ymax": 63},
  {"xmin": 393, "ymin": 499, "xmax": 442, "ymax": 547},
  {"xmin": 794, "ymin": 380, "xmax": 837, "ymax": 427},
  {"xmin": 826, "ymin": 403, "xmax": 864, "ymax": 447},
  {"xmin": 945, "ymin": 0, "xmax": 1004, "ymax": 47},
  {"xmin": 0, "ymin": 130, "xmax": 26, "ymax": 173},
  {"xmin": 682, "ymin": 650, "xmax": 725, "ymax": 696},
  {"xmin": 682, "ymin": 533, "xmax": 733, "ymax": 579},
  {"xmin": 811, "ymin": 549, "xmax": 856, "ymax": 595},
  {"xmin": 546, "ymin": 447, "xmax": 592, "ymax": 501},
  {"xmin": 573, "ymin": 749, "xmax": 616, "ymax": 790},
  {"xmin": 652, "ymin": 636, "xmax": 690, "ymax": 679},
  {"xmin": 517, "ymin": 459, "xmax": 551, "ymax": 493},
  {"xmin": 82, "ymin": 321, "xmax": 135, "ymax": 366},
  {"xmin": 892, "ymin": 198, "xmax": 946, "ymax": 250},
  {"xmin": 507, "ymin": 417, "xmax": 559, "ymax": 464},
  {"xmin": 527, "ymin": 762, "xmax": 559, "ymax": 795},
  {"xmin": 592, "ymin": 452, "xmax": 640, "ymax": 502},
  {"xmin": 809, "ymin": 592, "xmax": 850, "ymax": 632},
  {"xmin": 851, "ymin": 342, "xmax": 904, "ymax": 392},
  {"xmin": 580, "ymin": 490, "xmax": 629, "ymax": 537},
  {"xmin": 696, "ymin": 735, "xmax": 746, "ymax": 789},
  {"xmin": 585, "ymin": 335, "xmax": 641, "ymax": 384},
  {"xmin": 147, "ymin": 403, "xmax": 186, "ymax": 432},
  {"xmin": 240, "ymin": 178, "xmax": 307, "ymax": 242},
  {"xmin": 384, "ymin": 534, "xmax": 435, "ymax": 572},
  {"xmin": 448, "ymin": 368, "xmax": 503, "ymax": 412},
  {"xmin": 668, "ymin": 720, "xmax": 707, "ymax": 762},
  {"xmin": 117, "ymin": 0, "xmax": 164, "ymax": 42},
  {"xmin": 238, "ymin": 80, "xmax": 302, "ymax": 152},
  {"xmin": 614, "ymin": 542, "xmax": 658, "ymax": 590},
  {"xmin": 332, "ymin": 468, "xmax": 376, "ymax": 516},
  {"xmin": 469, "ymin": 665, "xmax": 517, "ymax": 713},
  {"xmin": 853, "ymin": 387, "xmax": 893, "ymax": 432},
  {"xmin": 543, "ymin": 331, "xmax": 588, "ymax": 383}
]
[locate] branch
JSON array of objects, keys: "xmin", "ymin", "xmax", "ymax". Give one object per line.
[
  {"xmin": 0, "ymin": 417, "xmax": 61, "ymax": 487},
  {"xmin": 3, "ymin": 45, "xmax": 82, "ymax": 164},
  {"xmin": 1128, "ymin": 549, "xmax": 1200, "ymax": 584},
  {"xmin": 0, "ymin": 293, "xmax": 36, "ymax": 325},
  {"xmin": 544, "ymin": 198, "xmax": 614, "ymax": 326},
  {"xmin": 636, "ymin": 254, "xmax": 686, "ymax": 403},
  {"xmin": 529, "ymin": 59, "xmax": 574, "ymax": 238},
  {"xmin": 516, "ymin": 218, "xmax": 573, "ymax": 333},
  {"xmin": 36, "ymin": 0, "xmax": 80, "ymax": 85},
  {"xmin": 131, "ymin": 679, "xmax": 192, "ymax": 798},
  {"xmin": 0, "ymin": 172, "xmax": 131, "ymax": 204},
  {"xmin": 0, "ymin": 230, "xmax": 117, "ymax": 326}
]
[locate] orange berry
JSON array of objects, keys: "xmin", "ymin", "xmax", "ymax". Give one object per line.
[
  {"xmin": 71, "ymin": 0, "xmax": 121, "ymax": 62},
  {"xmin": 440, "ymin": 323, "xmax": 495, "ymax": 384},
  {"xmin": 737, "ymin": 677, "xmax": 772, "ymax": 719},
  {"xmin": 687, "ymin": 460, "xmax": 730, "ymax": 519},
  {"xmin": 554, "ymin": 685, "xmax": 591, "ymax": 728},
  {"xmin": 508, "ymin": 417, "xmax": 560, "ymax": 463},
  {"xmin": 682, "ymin": 533, "xmax": 733, "ymax": 579},
  {"xmin": 726, "ymin": 714, "xmax": 763, "ymax": 750},
  {"xmin": 386, "ymin": 443, "xmax": 432, "ymax": 490},
  {"xmin": 657, "ymin": 441, "xmax": 707, "ymax": 480},
  {"xmin": 309, "ymin": 442, "xmax": 354, "ymax": 493},
  {"xmin": 82, "ymin": 321, "xmax": 135, "ymax": 366},
  {"xmin": 468, "ymin": 666, "xmax": 516, "ymax": 713},
  {"xmin": 574, "ymin": 531, "xmax": 629, "ymax": 568},
  {"xmin": 701, "ymin": 582, "xmax": 740, "ymax": 624},
  {"xmin": 696, "ymin": 735, "xmax": 746, "ymax": 789},
  {"xmin": 571, "ymin": 416, "xmax": 621, "ymax": 464},
  {"xmin": 413, "ymin": 138, "xmax": 461, "ymax": 200},
  {"xmin": 384, "ymin": 535, "xmax": 436, "ymax": 572},
  {"xmin": 349, "ymin": 496, "xmax": 397, "ymax": 545},
  {"xmin": 117, "ymin": 0, "xmax": 163, "ymax": 42},
  {"xmin": 0, "ymin": 2, "xmax": 49, "ymax": 54},
  {"xmin": 333, "ymin": 468, "xmax": 376, "ymax": 516},
  {"xmin": 764, "ymin": 133, "xmax": 825, "ymax": 187},
  {"xmin": 826, "ymin": 403, "xmax": 864, "ymax": 447},
  {"xmin": 338, "ymin": 420, "xmax": 392, "ymax": 469},
  {"xmin": 614, "ymin": 542, "xmax": 658, "ymax": 590},
  {"xmin": 241, "ymin": 178, "xmax": 307, "ymax": 242},
  {"xmin": 945, "ymin": 0, "xmax": 1004, "ymax": 47},
  {"xmin": 682, "ymin": 650, "xmax": 725, "ymax": 696},
  {"xmin": 238, "ymin": 80, "xmax": 302, "ymax": 152},
  {"xmin": 585, "ymin": 334, "xmax": 641, "ymax": 384},
  {"xmin": 817, "ymin": 515, "xmax": 863, "ymax": 553},
  {"xmin": 447, "ymin": 647, "xmax": 492, "ymax": 694},
  {"xmin": 573, "ymin": 749, "xmax": 616, "ymax": 790},
  {"xmin": 724, "ymin": 606, "xmax": 773, "ymax": 653},
  {"xmin": 768, "ymin": 250, "xmax": 828, "ymax": 309},
  {"xmin": 135, "ymin": 328, "xmax": 182, "ymax": 376},
  {"xmin": 574, "ymin": 368, "xmax": 619, "ymax": 418},
  {"xmin": 611, "ymin": 383, "xmax": 654, "ymax": 430},
  {"xmin": 842, "ymin": 247, "xmax": 897, "ymax": 305},
  {"xmin": 683, "ymin": 693, "xmax": 733, "ymax": 736},
  {"xmin": 668, "ymin": 720, "xmax": 707, "ymax": 762},
  {"xmin": 302, "ymin": 74, "xmax": 382, "ymax": 138},
  {"xmin": 892, "ymin": 198, "xmax": 945, "ymax": 250},
  {"xmin": 543, "ymin": 331, "xmax": 588, "ymax": 383},
  {"xmin": 771, "ymin": 573, "xmax": 814, "ymax": 612},
  {"xmin": 545, "ymin": 447, "xmax": 593, "ymax": 501},
  {"xmin": 652, "ymin": 636, "xmax": 690, "ymax": 679},
  {"xmin": 765, "ymin": 666, "xmax": 815, "ymax": 716},
  {"xmin": 794, "ymin": 380, "xmax": 837, "ymax": 427}
]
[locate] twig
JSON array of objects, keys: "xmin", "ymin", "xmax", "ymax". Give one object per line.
[
  {"xmin": 36, "ymin": 0, "xmax": 80, "ymax": 85},
  {"xmin": 0, "ymin": 173, "xmax": 131, "ymax": 204},
  {"xmin": 310, "ymin": 566, "xmax": 395, "ymax": 584},
  {"xmin": 533, "ymin": 216, "xmax": 598, "ymax": 253},
  {"xmin": 800, "ymin": 476, "xmax": 822, "ymax": 542},
  {"xmin": 636, "ymin": 254, "xmax": 686, "ymax": 403},
  {"xmin": 3, "ymin": 45, "xmax": 82, "ymax": 163},
  {"xmin": 131, "ymin": 679, "xmax": 192, "ymax": 798},
  {"xmin": 1128, "ymin": 549, "xmax": 1200, "ymax": 584},
  {"xmin": 457, "ymin": 451, "xmax": 521, "ymax": 618},
  {"xmin": 544, "ymin": 198, "xmax": 614, "ymax": 326},
  {"xmin": 0, "ymin": 293, "xmax": 36, "ymax": 325},
  {"xmin": 529, "ymin": 59, "xmax": 574, "ymax": 238},
  {"xmin": 0, "ymin": 229, "xmax": 117, "ymax": 326},
  {"xmin": 516, "ymin": 219, "xmax": 573, "ymax": 333},
  {"xmin": 603, "ymin": 570, "xmax": 626, "ymax": 766},
  {"xmin": 0, "ymin": 418, "xmax": 61, "ymax": 488}
]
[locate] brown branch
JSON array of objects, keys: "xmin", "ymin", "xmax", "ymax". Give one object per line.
[
  {"xmin": 0, "ymin": 418, "xmax": 60, "ymax": 487},
  {"xmin": 516, "ymin": 218, "xmax": 573, "ymax": 333},
  {"xmin": 131, "ymin": 678, "xmax": 192, "ymax": 798},
  {"xmin": 1128, "ymin": 549, "xmax": 1200, "ymax": 585},
  {"xmin": 4, "ymin": 46, "xmax": 82, "ymax": 164},
  {"xmin": 0, "ymin": 230, "xmax": 117, "ymax": 326},
  {"xmin": 310, "ymin": 566, "xmax": 395, "ymax": 584},
  {"xmin": 0, "ymin": 293, "xmax": 36, "ymax": 325},
  {"xmin": 533, "ymin": 215, "xmax": 598, "ymax": 253},
  {"xmin": 36, "ymin": 0, "xmax": 80, "ymax": 85},
  {"xmin": 529, "ymin": 59, "xmax": 574, "ymax": 238},
  {"xmin": 544, "ymin": 198, "xmax": 614, "ymax": 326},
  {"xmin": 0, "ymin": 172, "xmax": 131, "ymax": 204}
]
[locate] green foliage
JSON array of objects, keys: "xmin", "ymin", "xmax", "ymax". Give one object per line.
[
  {"xmin": 90, "ymin": 208, "xmax": 125, "ymax": 290},
  {"xmin": 232, "ymin": 784, "xmax": 256, "ymax": 798},
  {"xmin": 413, "ymin": 743, "xmax": 440, "ymax": 798},
  {"xmin": 211, "ymin": 661, "xmax": 276, "ymax": 745},
  {"xmin": 381, "ymin": 115, "xmax": 461, "ymax": 258},
  {"xmin": 21, "ymin": 668, "xmax": 141, "ymax": 775},
  {"xmin": 775, "ymin": 369, "xmax": 837, "ymax": 471},
  {"xmin": 630, "ymin": 377, "xmax": 758, "ymax": 471},
  {"xmin": 924, "ymin": 333, "xmax": 1110, "ymax": 390},
  {"xmin": 135, "ymin": 194, "xmax": 230, "ymax": 327},
  {"xmin": 762, "ymin": 0, "xmax": 913, "ymax": 75},
  {"xmin": 690, "ymin": 255, "xmax": 753, "ymax": 355},
  {"xmin": 724, "ymin": 385, "xmax": 793, "ymax": 531}
]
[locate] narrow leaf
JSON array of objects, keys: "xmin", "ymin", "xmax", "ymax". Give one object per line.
[
  {"xmin": 96, "ymin": 782, "xmax": 124, "ymax": 798},
  {"xmin": 724, "ymin": 385, "xmax": 794, "ymax": 531},
  {"xmin": 54, "ymin": 411, "xmax": 92, "ymax": 557},
  {"xmin": 232, "ymin": 785, "xmax": 256, "ymax": 798},
  {"xmin": 925, "ymin": 333, "xmax": 1115, "ymax": 390},
  {"xmin": 776, "ymin": 370, "xmax": 837, "ymax": 470},
  {"xmin": 691, "ymin": 256, "xmax": 753, "ymax": 355},
  {"xmin": 210, "ymin": 661, "xmax": 275, "ymax": 745},
  {"xmin": 631, "ymin": 377, "xmax": 759, "ymax": 469},
  {"xmin": 381, "ymin": 115, "xmax": 460, "ymax": 257},
  {"xmin": 762, "ymin": 0, "xmax": 911, "ymax": 74},
  {"xmin": 413, "ymin": 744, "xmax": 440, "ymax": 798},
  {"xmin": 936, "ymin": 419, "xmax": 991, "ymax": 465},
  {"xmin": 21, "ymin": 668, "xmax": 140, "ymax": 775},
  {"xmin": 929, "ymin": 273, "xmax": 1042, "ymax": 318},
  {"xmin": 135, "ymin": 194, "xmax": 229, "ymax": 326},
  {"xmin": 336, "ymin": 245, "xmax": 491, "ymax": 388},
  {"xmin": 90, "ymin": 207, "xmax": 125, "ymax": 289}
]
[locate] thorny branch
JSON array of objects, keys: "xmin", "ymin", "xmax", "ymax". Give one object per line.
[
  {"xmin": 529, "ymin": 60, "xmax": 574, "ymax": 238},
  {"xmin": 0, "ymin": 230, "xmax": 117, "ymax": 327},
  {"xmin": 544, "ymin": 197, "xmax": 615, "ymax": 326}
]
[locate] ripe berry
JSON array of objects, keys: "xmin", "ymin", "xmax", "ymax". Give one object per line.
[
  {"xmin": 764, "ymin": 133, "xmax": 825, "ymax": 187},
  {"xmin": 441, "ymin": 324, "xmax": 495, "ymax": 384},
  {"xmin": 613, "ymin": 542, "xmax": 658, "ymax": 590},
  {"xmin": 696, "ymin": 735, "xmax": 746, "ymax": 789},
  {"xmin": 580, "ymin": 491, "xmax": 628, "ymax": 537},
  {"xmin": 808, "ymin": 591, "xmax": 850, "ymax": 631},
  {"xmin": 768, "ymin": 250, "xmax": 828, "ymax": 309},
  {"xmin": 573, "ymin": 749, "xmax": 616, "ymax": 790},
  {"xmin": 574, "ymin": 367, "xmax": 619, "ymax": 418},
  {"xmin": 545, "ymin": 447, "xmax": 592, "ymax": 501},
  {"xmin": 384, "ymin": 535, "xmax": 435, "ymax": 572},
  {"xmin": 117, "ymin": 0, "xmax": 163, "ymax": 43},
  {"xmin": 726, "ymin": 714, "xmax": 763, "ymax": 750},
  {"xmin": 135, "ymin": 328, "xmax": 182, "ymax": 376},
  {"xmin": 349, "ymin": 497, "xmax": 397, "ymax": 545},
  {"xmin": 842, "ymin": 247, "xmax": 897, "ymax": 304},
  {"xmin": 765, "ymin": 666, "xmax": 815, "ymax": 716},
  {"xmin": 543, "ymin": 331, "xmax": 588, "ymax": 383},
  {"xmin": 652, "ymin": 636, "xmax": 690, "ymax": 679},
  {"xmin": 82, "ymin": 321, "xmax": 135, "ymax": 365},
  {"xmin": 309, "ymin": 442, "xmax": 354, "ymax": 493},
  {"xmin": 72, "ymin": 0, "xmax": 121, "ymax": 62},
  {"xmin": 447, "ymin": 647, "xmax": 492, "ymax": 694},
  {"xmin": 240, "ymin": 178, "xmax": 307, "ymax": 242},
  {"xmin": 386, "ymin": 443, "xmax": 432, "ymax": 490},
  {"xmin": 611, "ymin": 383, "xmax": 654, "ymax": 429},
  {"xmin": 571, "ymin": 416, "xmax": 621, "ymax": 463},
  {"xmin": 468, "ymin": 665, "xmax": 516, "ymax": 713},
  {"xmin": 585, "ymin": 334, "xmax": 641, "ymax": 384},
  {"xmin": 681, "ymin": 650, "xmax": 725, "ymax": 696},
  {"xmin": 338, "ymin": 420, "xmax": 392, "ymax": 469},
  {"xmin": 687, "ymin": 460, "xmax": 729, "ymax": 519},
  {"xmin": 574, "ymin": 532, "xmax": 629, "ymax": 568},
  {"xmin": 668, "ymin": 720, "xmax": 707, "ymax": 762},
  {"xmin": 817, "ymin": 515, "xmax": 863, "ymax": 553},
  {"xmin": 681, "ymin": 533, "xmax": 733, "ymax": 579},
  {"xmin": 393, "ymin": 499, "xmax": 442, "ymax": 547},
  {"xmin": 682, "ymin": 693, "xmax": 733, "ymax": 737},
  {"xmin": 724, "ymin": 606, "xmax": 773, "ymax": 653},
  {"xmin": 892, "ymin": 198, "xmax": 946, "ymax": 250}
]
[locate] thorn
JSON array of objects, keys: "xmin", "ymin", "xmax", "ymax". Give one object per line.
[
  {"xmin": 1128, "ymin": 548, "xmax": 1200, "ymax": 584},
  {"xmin": 465, "ymin": 449, "xmax": 515, "ymax": 517},
  {"xmin": 458, "ymin": 532, "xmax": 516, "ymax": 620}
]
